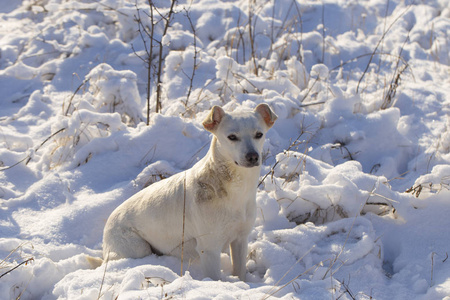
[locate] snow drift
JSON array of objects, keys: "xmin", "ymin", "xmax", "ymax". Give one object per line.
[{"xmin": 0, "ymin": 0, "xmax": 449, "ymax": 299}]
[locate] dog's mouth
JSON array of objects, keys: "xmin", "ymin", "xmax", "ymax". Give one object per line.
[
  {"xmin": 233, "ymin": 151, "xmax": 260, "ymax": 168},
  {"xmin": 235, "ymin": 161, "xmax": 260, "ymax": 168}
]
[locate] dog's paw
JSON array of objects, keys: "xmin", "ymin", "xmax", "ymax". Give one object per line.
[{"xmin": 86, "ymin": 255, "xmax": 103, "ymax": 269}]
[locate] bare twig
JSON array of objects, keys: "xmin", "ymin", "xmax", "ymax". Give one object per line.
[
  {"xmin": 356, "ymin": 5, "xmax": 411, "ymax": 93},
  {"xmin": 321, "ymin": 214, "xmax": 359, "ymax": 280},
  {"xmin": 338, "ymin": 278, "xmax": 356, "ymax": 300},
  {"xmin": 263, "ymin": 245, "xmax": 316, "ymax": 299},
  {"xmin": 64, "ymin": 78, "xmax": 89, "ymax": 116},
  {"xmin": 299, "ymin": 77, "xmax": 319, "ymax": 103},
  {"xmin": 375, "ymin": 0, "xmax": 391, "ymax": 75},
  {"xmin": 181, "ymin": 171, "xmax": 187, "ymax": 276},
  {"xmin": 89, "ymin": 0, "xmax": 129, "ymax": 17},
  {"xmin": 258, "ymin": 131, "xmax": 306, "ymax": 187},
  {"xmin": 183, "ymin": 8, "xmax": 199, "ymax": 106},
  {"xmin": 232, "ymin": 72, "xmax": 262, "ymax": 94},
  {"xmin": 0, "ymin": 258, "xmax": 34, "ymax": 279},
  {"xmin": 134, "ymin": 2, "xmax": 155, "ymax": 124},
  {"xmin": 155, "ymin": 0, "xmax": 177, "ymax": 113},
  {"xmin": 430, "ymin": 252, "xmax": 435, "ymax": 287},
  {"xmin": 26, "ymin": 127, "xmax": 66, "ymax": 165},
  {"xmin": 321, "ymin": 1, "xmax": 325, "ymax": 63},
  {"xmin": 97, "ymin": 253, "xmax": 109, "ymax": 300},
  {"xmin": 146, "ymin": 0, "xmax": 155, "ymax": 124},
  {"xmin": 0, "ymin": 128, "xmax": 66, "ymax": 171},
  {"xmin": 331, "ymin": 142, "xmax": 356, "ymax": 161},
  {"xmin": 381, "ymin": 31, "xmax": 410, "ymax": 109},
  {"xmin": 331, "ymin": 52, "xmax": 410, "ymax": 73},
  {"xmin": 134, "ymin": 1, "xmax": 177, "ymax": 116},
  {"xmin": 248, "ymin": 0, "xmax": 258, "ymax": 75},
  {"xmin": 261, "ymin": 258, "xmax": 325, "ymax": 300}
]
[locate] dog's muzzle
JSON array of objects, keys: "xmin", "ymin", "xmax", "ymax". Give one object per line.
[{"xmin": 244, "ymin": 151, "xmax": 259, "ymax": 167}]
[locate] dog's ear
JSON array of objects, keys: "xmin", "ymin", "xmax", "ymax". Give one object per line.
[
  {"xmin": 203, "ymin": 106, "xmax": 226, "ymax": 132},
  {"xmin": 255, "ymin": 104, "xmax": 277, "ymax": 128}
]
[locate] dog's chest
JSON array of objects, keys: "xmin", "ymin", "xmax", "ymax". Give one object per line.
[{"xmin": 195, "ymin": 163, "xmax": 248, "ymax": 203}]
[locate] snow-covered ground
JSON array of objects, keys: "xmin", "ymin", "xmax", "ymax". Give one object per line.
[{"xmin": 0, "ymin": 0, "xmax": 449, "ymax": 299}]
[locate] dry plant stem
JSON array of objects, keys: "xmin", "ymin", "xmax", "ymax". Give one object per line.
[
  {"xmin": 146, "ymin": 0, "xmax": 155, "ymax": 124},
  {"xmin": 322, "ymin": 213, "xmax": 360, "ymax": 280},
  {"xmin": 233, "ymin": 72, "xmax": 262, "ymax": 94},
  {"xmin": 330, "ymin": 52, "xmax": 410, "ymax": 74},
  {"xmin": 248, "ymin": 0, "xmax": 258, "ymax": 75},
  {"xmin": 0, "ymin": 128, "xmax": 66, "ymax": 171},
  {"xmin": 321, "ymin": 2, "xmax": 325, "ymax": 63},
  {"xmin": 376, "ymin": 0, "xmax": 391, "ymax": 76},
  {"xmin": 0, "ymin": 258, "xmax": 34, "ymax": 279},
  {"xmin": 90, "ymin": 0, "xmax": 129, "ymax": 16},
  {"xmin": 97, "ymin": 253, "xmax": 109, "ymax": 300},
  {"xmin": 263, "ymin": 245, "xmax": 316, "ymax": 299},
  {"xmin": 262, "ymin": 259, "xmax": 326, "ymax": 300},
  {"xmin": 133, "ymin": 3, "xmax": 154, "ymax": 123},
  {"xmin": 226, "ymin": 11, "xmax": 243, "ymax": 62},
  {"xmin": 135, "ymin": 1, "xmax": 176, "ymax": 115},
  {"xmin": 300, "ymin": 77, "xmax": 319, "ymax": 103},
  {"xmin": 276, "ymin": 0, "xmax": 298, "ymax": 40},
  {"xmin": 271, "ymin": 1, "xmax": 303, "ymax": 70},
  {"xmin": 0, "ymin": 247, "xmax": 18, "ymax": 268},
  {"xmin": 292, "ymin": 0, "xmax": 303, "ymax": 60},
  {"xmin": 381, "ymin": 31, "xmax": 410, "ymax": 109},
  {"xmin": 183, "ymin": 8, "xmax": 199, "ymax": 106},
  {"xmin": 155, "ymin": 0, "xmax": 176, "ymax": 113},
  {"xmin": 268, "ymin": 0, "xmax": 276, "ymax": 58},
  {"xmin": 182, "ymin": 78, "xmax": 218, "ymax": 116},
  {"xmin": 430, "ymin": 252, "xmax": 435, "ymax": 287},
  {"xmin": 25, "ymin": 127, "xmax": 66, "ymax": 165},
  {"xmin": 338, "ymin": 278, "xmax": 356, "ymax": 300},
  {"xmin": 180, "ymin": 171, "xmax": 187, "ymax": 277},
  {"xmin": 356, "ymin": 5, "xmax": 411, "ymax": 94},
  {"xmin": 64, "ymin": 78, "xmax": 88, "ymax": 116},
  {"xmin": 258, "ymin": 131, "xmax": 305, "ymax": 187},
  {"xmin": 0, "ymin": 156, "xmax": 29, "ymax": 172}
]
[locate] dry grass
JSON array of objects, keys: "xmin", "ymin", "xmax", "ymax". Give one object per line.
[{"xmin": 0, "ymin": 243, "xmax": 35, "ymax": 299}]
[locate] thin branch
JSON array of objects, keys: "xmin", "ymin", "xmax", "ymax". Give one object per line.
[
  {"xmin": 184, "ymin": 8, "xmax": 199, "ymax": 106},
  {"xmin": 155, "ymin": 0, "xmax": 177, "ymax": 113},
  {"xmin": 258, "ymin": 131, "xmax": 305, "ymax": 187},
  {"xmin": 321, "ymin": 1, "xmax": 325, "ymax": 63},
  {"xmin": 64, "ymin": 78, "xmax": 89, "ymax": 116},
  {"xmin": 146, "ymin": 0, "xmax": 155, "ymax": 124},
  {"xmin": 181, "ymin": 171, "xmax": 187, "ymax": 276},
  {"xmin": 263, "ymin": 245, "xmax": 316, "ymax": 299},
  {"xmin": 97, "ymin": 253, "xmax": 109, "ymax": 300},
  {"xmin": 0, "ymin": 128, "xmax": 66, "ymax": 171},
  {"xmin": 356, "ymin": 5, "xmax": 411, "ymax": 93},
  {"xmin": 248, "ymin": 0, "xmax": 258, "ymax": 75},
  {"xmin": 0, "ymin": 258, "xmax": 34, "ymax": 279},
  {"xmin": 381, "ymin": 31, "xmax": 410, "ymax": 109}
]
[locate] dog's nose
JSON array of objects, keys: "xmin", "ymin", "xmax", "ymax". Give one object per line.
[{"xmin": 245, "ymin": 152, "xmax": 259, "ymax": 165}]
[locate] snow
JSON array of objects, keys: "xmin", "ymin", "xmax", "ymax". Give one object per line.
[{"xmin": 0, "ymin": 0, "xmax": 449, "ymax": 299}]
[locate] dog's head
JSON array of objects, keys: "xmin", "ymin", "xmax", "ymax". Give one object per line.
[{"xmin": 202, "ymin": 104, "xmax": 277, "ymax": 168}]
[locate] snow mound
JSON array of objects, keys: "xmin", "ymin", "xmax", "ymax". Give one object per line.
[{"xmin": 0, "ymin": 0, "xmax": 449, "ymax": 299}]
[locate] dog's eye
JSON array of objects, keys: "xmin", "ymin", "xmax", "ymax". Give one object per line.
[
  {"xmin": 255, "ymin": 132, "xmax": 263, "ymax": 139},
  {"xmin": 228, "ymin": 134, "xmax": 238, "ymax": 141}
]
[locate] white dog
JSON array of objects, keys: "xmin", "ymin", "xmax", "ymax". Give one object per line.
[{"xmin": 99, "ymin": 104, "xmax": 277, "ymax": 281}]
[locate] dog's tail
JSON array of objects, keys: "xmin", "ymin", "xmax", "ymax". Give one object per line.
[{"xmin": 86, "ymin": 255, "xmax": 103, "ymax": 269}]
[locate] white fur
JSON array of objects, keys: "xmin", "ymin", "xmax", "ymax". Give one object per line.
[{"xmin": 101, "ymin": 104, "xmax": 277, "ymax": 281}]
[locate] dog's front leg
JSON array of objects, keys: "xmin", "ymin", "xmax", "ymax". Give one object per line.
[
  {"xmin": 230, "ymin": 237, "xmax": 248, "ymax": 281},
  {"xmin": 198, "ymin": 249, "xmax": 221, "ymax": 280}
]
